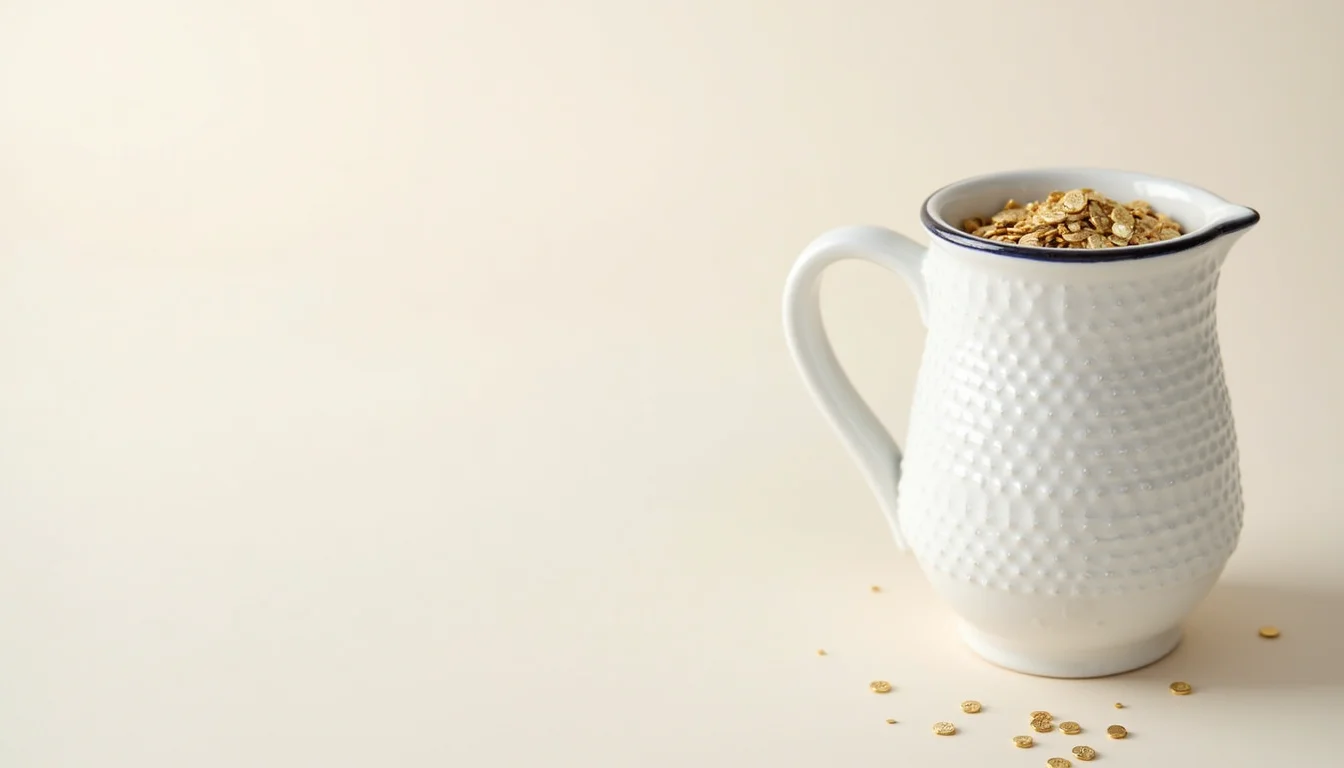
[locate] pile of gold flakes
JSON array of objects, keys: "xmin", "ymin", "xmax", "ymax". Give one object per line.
[{"xmin": 960, "ymin": 189, "xmax": 1183, "ymax": 249}]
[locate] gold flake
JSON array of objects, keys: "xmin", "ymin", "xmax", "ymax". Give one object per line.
[
  {"xmin": 1111, "ymin": 204, "xmax": 1134, "ymax": 228},
  {"xmin": 1060, "ymin": 189, "xmax": 1087, "ymax": 213}
]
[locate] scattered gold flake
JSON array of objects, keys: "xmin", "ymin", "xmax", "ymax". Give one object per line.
[
  {"xmin": 1013, "ymin": 735, "xmax": 1035, "ymax": 749},
  {"xmin": 885, "ymin": 718, "xmax": 897, "ymax": 725},
  {"xmin": 1047, "ymin": 758, "xmax": 1072, "ymax": 768},
  {"xmin": 1106, "ymin": 724, "xmax": 1128, "ymax": 739},
  {"xmin": 961, "ymin": 189, "xmax": 1184, "ymax": 249},
  {"xmin": 1058, "ymin": 721, "xmax": 1081, "ymax": 735},
  {"xmin": 869, "ymin": 680, "xmax": 892, "ymax": 694},
  {"xmin": 1169, "ymin": 681, "xmax": 1193, "ymax": 695},
  {"xmin": 1071, "ymin": 745, "xmax": 1098, "ymax": 762},
  {"xmin": 960, "ymin": 700, "xmax": 982, "ymax": 714},
  {"xmin": 932, "ymin": 721, "xmax": 957, "ymax": 736},
  {"xmin": 1259, "ymin": 625, "xmax": 1280, "ymax": 638}
]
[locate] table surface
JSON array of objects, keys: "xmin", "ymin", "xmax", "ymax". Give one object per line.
[{"xmin": 6, "ymin": 1, "xmax": 1344, "ymax": 766}]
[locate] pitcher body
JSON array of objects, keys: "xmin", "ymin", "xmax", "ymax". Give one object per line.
[{"xmin": 783, "ymin": 169, "xmax": 1259, "ymax": 677}]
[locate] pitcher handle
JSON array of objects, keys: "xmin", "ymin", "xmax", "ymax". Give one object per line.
[{"xmin": 782, "ymin": 225, "xmax": 929, "ymax": 550}]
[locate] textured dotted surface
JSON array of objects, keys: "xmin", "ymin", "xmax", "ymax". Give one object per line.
[{"xmin": 900, "ymin": 248, "xmax": 1242, "ymax": 597}]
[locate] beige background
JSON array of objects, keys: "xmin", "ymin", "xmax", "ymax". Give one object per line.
[{"xmin": 3, "ymin": 1, "xmax": 1343, "ymax": 766}]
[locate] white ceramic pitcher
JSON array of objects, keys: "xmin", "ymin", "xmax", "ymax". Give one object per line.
[{"xmin": 783, "ymin": 168, "xmax": 1259, "ymax": 677}]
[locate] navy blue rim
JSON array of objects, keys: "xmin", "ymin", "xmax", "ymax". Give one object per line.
[{"xmin": 920, "ymin": 195, "xmax": 1261, "ymax": 263}]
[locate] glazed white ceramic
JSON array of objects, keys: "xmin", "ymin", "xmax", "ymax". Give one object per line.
[{"xmin": 783, "ymin": 168, "xmax": 1260, "ymax": 678}]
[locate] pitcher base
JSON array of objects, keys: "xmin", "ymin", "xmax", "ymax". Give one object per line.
[{"xmin": 958, "ymin": 622, "xmax": 1183, "ymax": 679}]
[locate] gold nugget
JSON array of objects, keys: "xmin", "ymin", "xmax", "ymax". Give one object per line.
[
  {"xmin": 932, "ymin": 721, "xmax": 956, "ymax": 736},
  {"xmin": 1106, "ymin": 724, "xmax": 1127, "ymax": 739},
  {"xmin": 1030, "ymin": 710, "xmax": 1051, "ymax": 720},
  {"xmin": 1114, "ymin": 702, "xmax": 1123, "ymax": 709},
  {"xmin": 885, "ymin": 718, "xmax": 897, "ymax": 725},
  {"xmin": 1072, "ymin": 745, "xmax": 1098, "ymax": 761},
  {"xmin": 1013, "ymin": 735, "xmax": 1034, "ymax": 749},
  {"xmin": 1058, "ymin": 721, "xmax": 1081, "ymax": 735},
  {"xmin": 1259, "ymin": 625, "xmax": 1280, "ymax": 638},
  {"xmin": 1033, "ymin": 721, "xmax": 1055, "ymax": 733},
  {"xmin": 1047, "ymin": 758, "xmax": 1072, "ymax": 768},
  {"xmin": 869, "ymin": 680, "xmax": 892, "ymax": 694},
  {"xmin": 961, "ymin": 700, "xmax": 982, "ymax": 714},
  {"xmin": 1169, "ymin": 681, "xmax": 1192, "ymax": 695}
]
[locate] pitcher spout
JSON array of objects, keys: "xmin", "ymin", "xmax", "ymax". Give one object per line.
[{"xmin": 1204, "ymin": 203, "xmax": 1260, "ymax": 245}]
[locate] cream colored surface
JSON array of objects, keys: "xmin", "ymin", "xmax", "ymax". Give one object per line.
[{"xmin": 1, "ymin": 1, "xmax": 1341, "ymax": 766}]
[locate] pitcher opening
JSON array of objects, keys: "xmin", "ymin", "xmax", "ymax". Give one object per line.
[{"xmin": 920, "ymin": 167, "xmax": 1259, "ymax": 262}]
